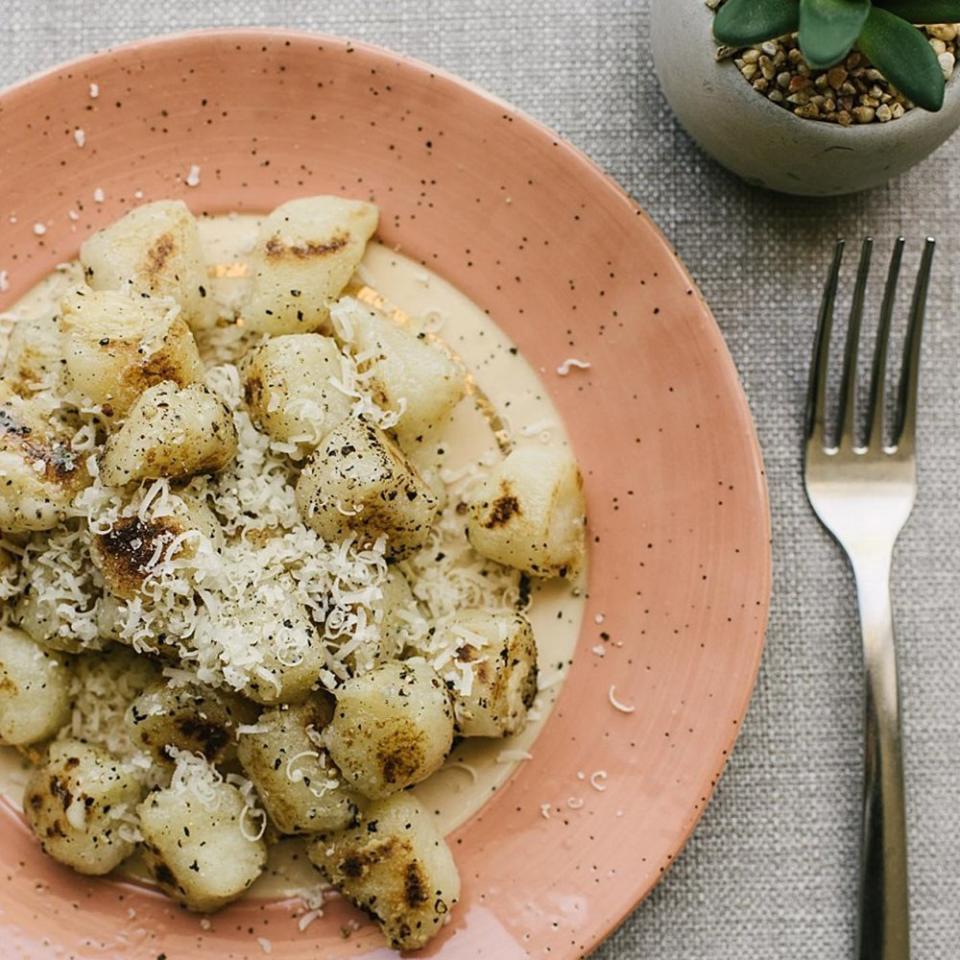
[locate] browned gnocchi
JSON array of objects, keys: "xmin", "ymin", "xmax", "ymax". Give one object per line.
[{"xmin": 0, "ymin": 194, "xmax": 586, "ymax": 952}]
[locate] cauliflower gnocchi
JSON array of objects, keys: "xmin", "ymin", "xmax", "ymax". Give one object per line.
[
  {"xmin": 60, "ymin": 287, "xmax": 203, "ymax": 417},
  {"xmin": 236, "ymin": 695, "xmax": 359, "ymax": 834},
  {"xmin": 126, "ymin": 680, "xmax": 257, "ymax": 764},
  {"xmin": 91, "ymin": 491, "xmax": 221, "ymax": 599},
  {"xmin": 308, "ymin": 793, "xmax": 460, "ymax": 951},
  {"xmin": 80, "ymin": 199, "xmax": 217, "ymax": 331},
  {"xmin": 428, "ymin": 610, "xmax": 538, "ymax": 737},
  {"xmin": 138, "ymin": 754, "xmax": 267, "ymax": 911},
  {"xmin": 295, "ymin": 417, "xmax": 441, "ymax": 559},
  {"xmin": 23, "ymin": 739, "xmax": 144, "ymax": 875},
  {"xmin": 99, "ymin": 381, "xmax": 238, "ymax": 486},
  {"xmin": 323, "ymin": 660, "xmax": 454, "ymax": 799},
  {"xmin": 0, "ymin": 196, "xmax": 585, "ymax": 951},
  {"xmin": 467, "ymin": 445, "xmax": 586, "ymax": 578},
  {"xmin": 0, "ymin": 625, "xmax": 72, "ymax": 745},
  {"xmin": 243, "ymin": 196, "xmax": 378, "ymax": 334},
  {"xmin": 334, "ymin": 298, "xmax": 465, "ymax": 449},
  {"xmin": 1, "ymin": 312, "xmax": 63, "ymax": 393},
  {"xmin": 240, "ymin": 333, "xmax": 351, "ymax": 445},
  {"xmin": 0, "ymin": 385, "xmax": 90, "ymax": 532}
]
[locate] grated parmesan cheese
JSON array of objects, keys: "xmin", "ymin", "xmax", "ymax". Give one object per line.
[
  {"xmin": 608, "ymin": 685, "xmax": 636, "ymax": 713},
  {"xmin": 556, "ymin": 357, "xmax": 591, "ymax": 376}
]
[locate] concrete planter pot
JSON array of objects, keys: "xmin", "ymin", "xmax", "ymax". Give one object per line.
[{"xmin": 651, "ymin": 0, "xmax": 960, "ymax": 196}]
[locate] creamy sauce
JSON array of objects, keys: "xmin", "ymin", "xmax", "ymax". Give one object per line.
[{"xmin": 0, "ymin": 214, "xmax": 586, "ymax": 898}]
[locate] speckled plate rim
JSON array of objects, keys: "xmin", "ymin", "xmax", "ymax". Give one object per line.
[{"xmin": 0, "ymin": 28, "xmax": 772, "ymax": 959}]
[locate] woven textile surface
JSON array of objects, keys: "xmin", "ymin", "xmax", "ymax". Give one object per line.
[{"xmin": 1, "ymin": 2, "xmax": 958, "ymax": 957}]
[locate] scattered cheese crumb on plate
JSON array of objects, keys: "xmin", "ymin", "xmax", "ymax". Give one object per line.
[
  {"xmin": 608, "ymin": 685, "xmax": 636, "ymax": 713},
  {"xmin": 556, "ymin": 357, "xmax": 591, "ymax": 376}
]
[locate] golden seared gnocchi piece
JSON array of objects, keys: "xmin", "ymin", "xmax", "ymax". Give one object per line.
[
  {"xmin": 23, "ymin": 740, "xmax": 144, "ymax": 876},
  {"xmin": 434, "ymin": 610, "xmax": 538, "ymax": 738},
  {"xmin": 60, "ymin": 287, "xmax": 203, "ymax": 418},
  {"xmin": 373, "ymin": 568, "xmax": 421, "ymax": 663},
  {"xmin": 0, "ymin": 625, "xmax": 72, "ymax": 745},
  {"xmin": 138, "ymin": 759, "xmax": 268, "ymax": 911},
  {"xmin": 80, "ymin": 199, "xmax": 217, "ymax": 331},
  {"xmin": 240, "ymin": 333, "xmax": 351, "ymax": 445},
  {"xmin": 307, "ymin": 793, "xmax": 460, "ymax": 951},
  {"xmin": 0, "ymin": 544, "xmax": 19, "ymax": 592},
  {"xmin": 221, "ymin": 589, "xmax": 327, "ymax": 705},
  {"xmin": 14, "ymin": 586, "xmax": 103, "ymax": 655},
  {"xmin": 335, "ymin": 299, "xmax": 465, "ymax": 450},
  {"xmin": 237, "ymin": 695, "xmax": 360, "ymax": 835},
  {"xmin": 323, "ymin": 660, "xmax": 453, "ymax": 799},
  {"xmin": 242, "ymin": 196, "xmax": 378, "ymax": 334},
  {"xmin": 126, "ymin": 680, "xmax": 257, "ymax": 764},
  {"xmin": 1, "ymin": 313, "xmax": 64, "ymax": 393},
  {"xmin": 0, "ymin": 385, "xmax": 91, "ymax": 533},
  {"xmin": 99, "ymin": 381, "xmax": 237, "ymax": 487},
  {"xmin": 295, "ymin": 418, "xmax": 440, "ymax": 559},
  {"xmin": 91, "ymin": 492, "xmax": 222, "ymax": 599},
  {"xmin": 467, "ymin": 445, "xmax": 586, "ymax": 578}
]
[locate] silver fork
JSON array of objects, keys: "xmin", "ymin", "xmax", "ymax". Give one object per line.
[{"xmin": 804, "ymin": 236, "xmax": 935, "ymax": 960}]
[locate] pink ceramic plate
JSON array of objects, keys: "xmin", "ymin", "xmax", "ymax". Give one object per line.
[{"xmin": 0, "ymin": 30, "xmax": 771, "ymax": 959}]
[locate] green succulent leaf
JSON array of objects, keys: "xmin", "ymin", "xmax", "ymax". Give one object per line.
[
  {"xmin": 714, "ymin": 0, "xmax": 799, "ymax": 46},
  {"xmin": 874, "ymin": 0, "xmax": 960, "ymax": 23},
  {"xmin": 799, "ymin": 0, "xmax": 871, "ymax": 69},
  {"xmin": 859, "ymin": 7, "xmax": 946, "ymax": 110}
]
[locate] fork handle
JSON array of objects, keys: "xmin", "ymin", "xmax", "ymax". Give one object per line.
[{"xmin": 853, "ymin": 550, "xmax": 910, "ymax": 960}]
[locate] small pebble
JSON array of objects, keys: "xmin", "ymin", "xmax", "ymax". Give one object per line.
[
  {"xmin": 929, "ymin": 23, "xmax": 958, "ymax": 42},
  {"xmin": 723, "ymin": 23, "xmax": 957, "ymax": 125}
]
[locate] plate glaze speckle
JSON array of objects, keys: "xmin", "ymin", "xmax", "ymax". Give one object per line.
[{"xmin": 0, "ymin": 30, "xmax": 771, "ymax": 960}]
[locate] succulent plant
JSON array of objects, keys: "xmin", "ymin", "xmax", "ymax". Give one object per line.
[{"xmin": 713, "ymin": 0, "xmax": 960, "ymax": 111}]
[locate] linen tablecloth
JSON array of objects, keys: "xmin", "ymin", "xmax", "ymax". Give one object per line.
[{"xmin": 3, "ymin": 2, "xmax": 958, "ymax": 957}]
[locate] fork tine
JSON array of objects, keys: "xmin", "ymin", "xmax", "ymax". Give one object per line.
[
  {"xmin": 894, "ymin": 237, "xmax": 935, "ymax": 448},
  {"xmin": 806, "ymin": 239, "xmax": 845, "ymax": 445},
  {"xmin": 837, "ymin": 238, "xmax": 873, "ymax": 449},
  {"xmin": 866, "ymin": 238, "xmax": 904, "ymax": 450}
]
